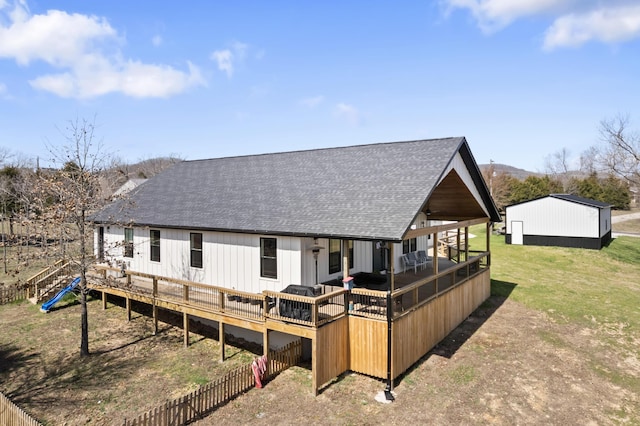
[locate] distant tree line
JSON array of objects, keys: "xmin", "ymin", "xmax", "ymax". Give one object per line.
[
  {"xmin": 483, "ymin": 169, "xmax": 631, "ymax": 212},
  {"xmin": 484, "ymin": 113, "xmax": 639, "ymax": 212}
]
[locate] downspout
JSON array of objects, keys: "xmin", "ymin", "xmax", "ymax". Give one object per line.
[{"xmin": 384, "ymin": 242, "xmax": 395, "ymax": 401}]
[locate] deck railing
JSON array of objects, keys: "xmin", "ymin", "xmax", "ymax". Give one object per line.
[
  {"xmin": 391, "ymin": 252, "xmax": 488, "ymax": 318},
  {"xmin": 29, "ymin": 262, "xmax": 75, "ymax": 301},
  {"xmin": 263, "ymin": 289, "xmax": 347, "ymax": 327},
  {"xmin": 92, "ymin": 252, "xmax": 488, "ymax": 328},
  {"xmin": 350, "ymin": 288, "xmax": 387, "ymax": 320}
]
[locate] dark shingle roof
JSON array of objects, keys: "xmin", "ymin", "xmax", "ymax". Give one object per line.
[
  {"xmin": 93, "ymin": 137, "xmax": 492, "ymax": 241},
  {"xmin": 550, "ymin": 194, "xmax": 612, "ymax": 208}
]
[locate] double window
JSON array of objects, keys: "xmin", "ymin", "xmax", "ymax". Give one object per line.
[
  {"xmin": 328, "ymin": 239, "xmax": 354, "ymax": 274},
  {"xmin": 260, "ymin": 237, "xmax": 277, "ymax": 279},
  {"xmin": 190, "ymin": 233, "xmax": 203, "ymax": 268},
  {"xmin": 150, "ymin": 230, "xmax": 160, "ymax": 262},
  {"xmin": 403, "ymin": 238, "xmax": 417, "ymax": 254},
  {"xmin": 124, "ymin": 228, "xmax": 134, "ymax": 258}
]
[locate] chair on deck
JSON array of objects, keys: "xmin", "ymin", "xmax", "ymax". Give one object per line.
[
  {"xmin": 416, "ymin": 250, "xmax": 430, "ymax": 268},
  {"xmin": 402, "ymin": 252, "xmax": 419, "ymax": 273}
]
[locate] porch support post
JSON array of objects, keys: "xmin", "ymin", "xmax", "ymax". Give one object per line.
[
  {"xmin": 389, "ymin": 243, "xmax": 395, "ymax": 291},
  {"xmin": 219, "ymin": 322, "xmax": 226, "ymax": 362},
  {"xmin": 466, "ymin": 226, "xmax": 470, "ymax": 259},
  {"xmin": 126, "ymin": 296, "xmax": 131, "ymax": 322},
  {"xmin": 183, "ymin": 312, "xmax": 189, "ymax": 348},
  {"xmin": 101, "ymin": 291, "xmax": 107, "ymax": 310},
  {"xmin": 342, "ymin": 239, "xmax": 350, "ymax": 278},
  {"xmin": 486, "ymin": 221, "xmax": 491, "ymax": 266},
  {"xmin": 433, "ymin": 232, "xmax": 439, "ymax": 275},
  {"xmin": 456, "ymin": 228, "xmax": 461, "ymax": 263}
]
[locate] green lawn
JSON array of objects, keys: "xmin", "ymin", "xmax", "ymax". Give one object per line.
[
  {"xmin": 471, "ymin": 225, "xmax": 640, "ymax": 325},
  {"xmin": 470, "ymin": 225, "xmax": 640, "ymax": 398}
]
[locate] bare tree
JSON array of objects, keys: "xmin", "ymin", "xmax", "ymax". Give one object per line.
[
  {"xmin": 544, "ymin": 147, "xmax": 573, "ymax": 191},
  {"xmin": 597, "ymin": 114, "xmax": 640, "ymax": 186},
  {"xmin": 544, "ymin": 147, "xmax": 571, "ymax": 175},
  {"xmin": 42, "ymin": 117, "xmax": 113, "ymax": 357},
  {"xmin": 0, "ymin": 146, "xmax": 12, "ymax": 165}
]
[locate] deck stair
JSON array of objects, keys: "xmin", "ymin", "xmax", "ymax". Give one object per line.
[
  {"xmin": 26, "ymin": 261, "xmax": 76, "ymax": 304},
  {"xmin": 437, "ymin": 230, "xmax": 467, "ymax": 262}
]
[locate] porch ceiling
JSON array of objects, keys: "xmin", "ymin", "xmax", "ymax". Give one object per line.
[{"xmin": 424, "ymin": 170, "xmax": 486, "ymax": 221}]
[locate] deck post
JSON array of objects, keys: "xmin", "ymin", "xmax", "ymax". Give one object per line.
[
  {"xmin": 263, "ymin": 329, "xmax": 270, "ymax": 376},
  {"xmin": 219, "ymin": 322, "xmax": 226, "ymax": 362},
  {"xmin": 126, "ymin": 297, "xmax": 131, "ymax": 322},
  {"xmin": 312, "ymin": 336, "xmax": 318, "ymax": 395},
  {"xmin": 152, "ymin": 301, "xmax": 158, "ymax": 336},
  {"xmin": 101, "ymin": 291, "xmax": 107, "ymax": 310},
  {"xmin": 183, "ymin": 312, "xmax": 189, "ymax": 348}
]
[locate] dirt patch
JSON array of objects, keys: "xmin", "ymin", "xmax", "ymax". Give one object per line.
[
  {"xmin": 196, "ymin": 296, "xmax": 638, "ymax": 425},
  {"xmin": 2, "ymin": 293, "xmax": 639, "ymax": 425}
]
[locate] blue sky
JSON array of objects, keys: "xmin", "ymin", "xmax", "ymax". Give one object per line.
[{"xmin": 1, "ymin": 0, "xmax": 639, "ymax": 171}]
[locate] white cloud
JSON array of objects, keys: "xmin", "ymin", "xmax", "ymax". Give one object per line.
[
  {"xmin": 30, "ymin": 60, "xmax": 205, "ymax": 99},
  {"xmin": 544, "ymin": 4, "xmax": 640, "ymax": 50},
  {"xmin": 0, "ymin": 1, "xmax": 205, "ymax": 98},
  {"xmin": 211, "ymin": 49, "xmax": 233, "ymax": 77},
  {"xmin": 443, "ymin": 0, "xmax": 640, "ymax": 48},
  {"xmin": 300, "ymin": 95, "xmax": 324, "ymax": 108},
  {"xmin": 444, "ymin": 0, "xmax": 562, "ymax": 32},
  {"xmin": 210, "ymin": 41, "xmax": 251, "ymax": 78},
  {"xmin": 335, "ymin": 103, "xmax": 360, "ymax": 126}
]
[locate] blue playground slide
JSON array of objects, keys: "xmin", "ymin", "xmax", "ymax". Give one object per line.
[{"xmin": 40, "ymin": 277, "xmax": 81, "ymax": 313}]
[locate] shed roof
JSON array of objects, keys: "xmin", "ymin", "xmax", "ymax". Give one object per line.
[
  {"xmin": 92, "ymin": 137, "xmax": 500, "ymax": 241},
  {"xmin": 506, "ymin": 194, "xmax": 612, "ymax": 210},
  {"xmin": 549, "ymin": 194, "xmax": 612, "ymax": 208}
]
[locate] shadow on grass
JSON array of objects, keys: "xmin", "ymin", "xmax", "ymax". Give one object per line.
[
  {"xmin": 0, "ymin": 343, "xmax": 38, "ymax": 379},
  {"xmin": 3, "ymin": 342, "xmax": 148, "ymax": 412},
  {"xmin": 394, "ymin": 279, "xmax": 517, "ymax": 386}
]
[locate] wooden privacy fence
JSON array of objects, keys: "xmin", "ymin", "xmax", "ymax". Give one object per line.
[
  {"xmin": 0, "ymin": 285, "xmax": 27, "ymax": 305},
  {"xmin": 123, "ymin": 339, "xmax": 302, "ymax": 426},
  {"xmin": 0, "ymin": 392, "xmax": 42, "ymax": 426}
]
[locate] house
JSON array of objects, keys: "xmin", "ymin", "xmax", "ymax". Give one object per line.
[
  {"xmin": 90, "ymin": 137, "xmax": 501, "ymax": 394},
  {"xmin": 505, "ymin": 194, "xmax": 612, "ymax": 249}
]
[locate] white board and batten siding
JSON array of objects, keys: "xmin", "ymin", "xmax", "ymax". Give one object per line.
[
  {"xmin": 96, "ymin": 226, "xmax": 302, "ymax": 293},
  {"xmin": 506, "ymin": 197, "xmax": 607, "ymax": 238}
]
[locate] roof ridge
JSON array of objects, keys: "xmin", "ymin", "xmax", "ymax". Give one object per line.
[{"xmin": 182, "ymin": 136, "xmax": 465, "ymax": 163}]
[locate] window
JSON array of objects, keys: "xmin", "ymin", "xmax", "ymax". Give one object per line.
[
  {"xmin": 124, "ymin": 228, "xmax": 134, "ymax": 258},
  {"xmin": 150, "ymin": 230, "xmax": 160, "ymax": 262},
  {"xmin": 190, "ymin": 233, "xmax": 203, "ymax": 268},
  {"xmin": 260, "ymin": 238, "xmax": 277, "ymax": 279},
  {"xmin": 403, "ymin": 238, "xmax": 417, "ymax": 254},
  {"xmin": 329, "ymin": 239, "xmax": 354, "ymax": 274},
  {"xmin": 328, "ymin": 239, "xmax": 341, "ymax": 274}
]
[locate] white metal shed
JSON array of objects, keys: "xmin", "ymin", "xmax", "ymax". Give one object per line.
[{"xmin": 505, "ymin": 194, "xmax": 612, "ymax": 249}]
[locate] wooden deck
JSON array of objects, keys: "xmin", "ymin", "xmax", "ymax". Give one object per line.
[{"xmin": 86, "ymin": 251, "xmax": 490, "ymax": 393}]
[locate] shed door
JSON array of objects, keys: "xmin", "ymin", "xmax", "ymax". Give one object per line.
[{"xmin": 511, "ymin": 221, "xmax": 523, "ymax": 245}]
